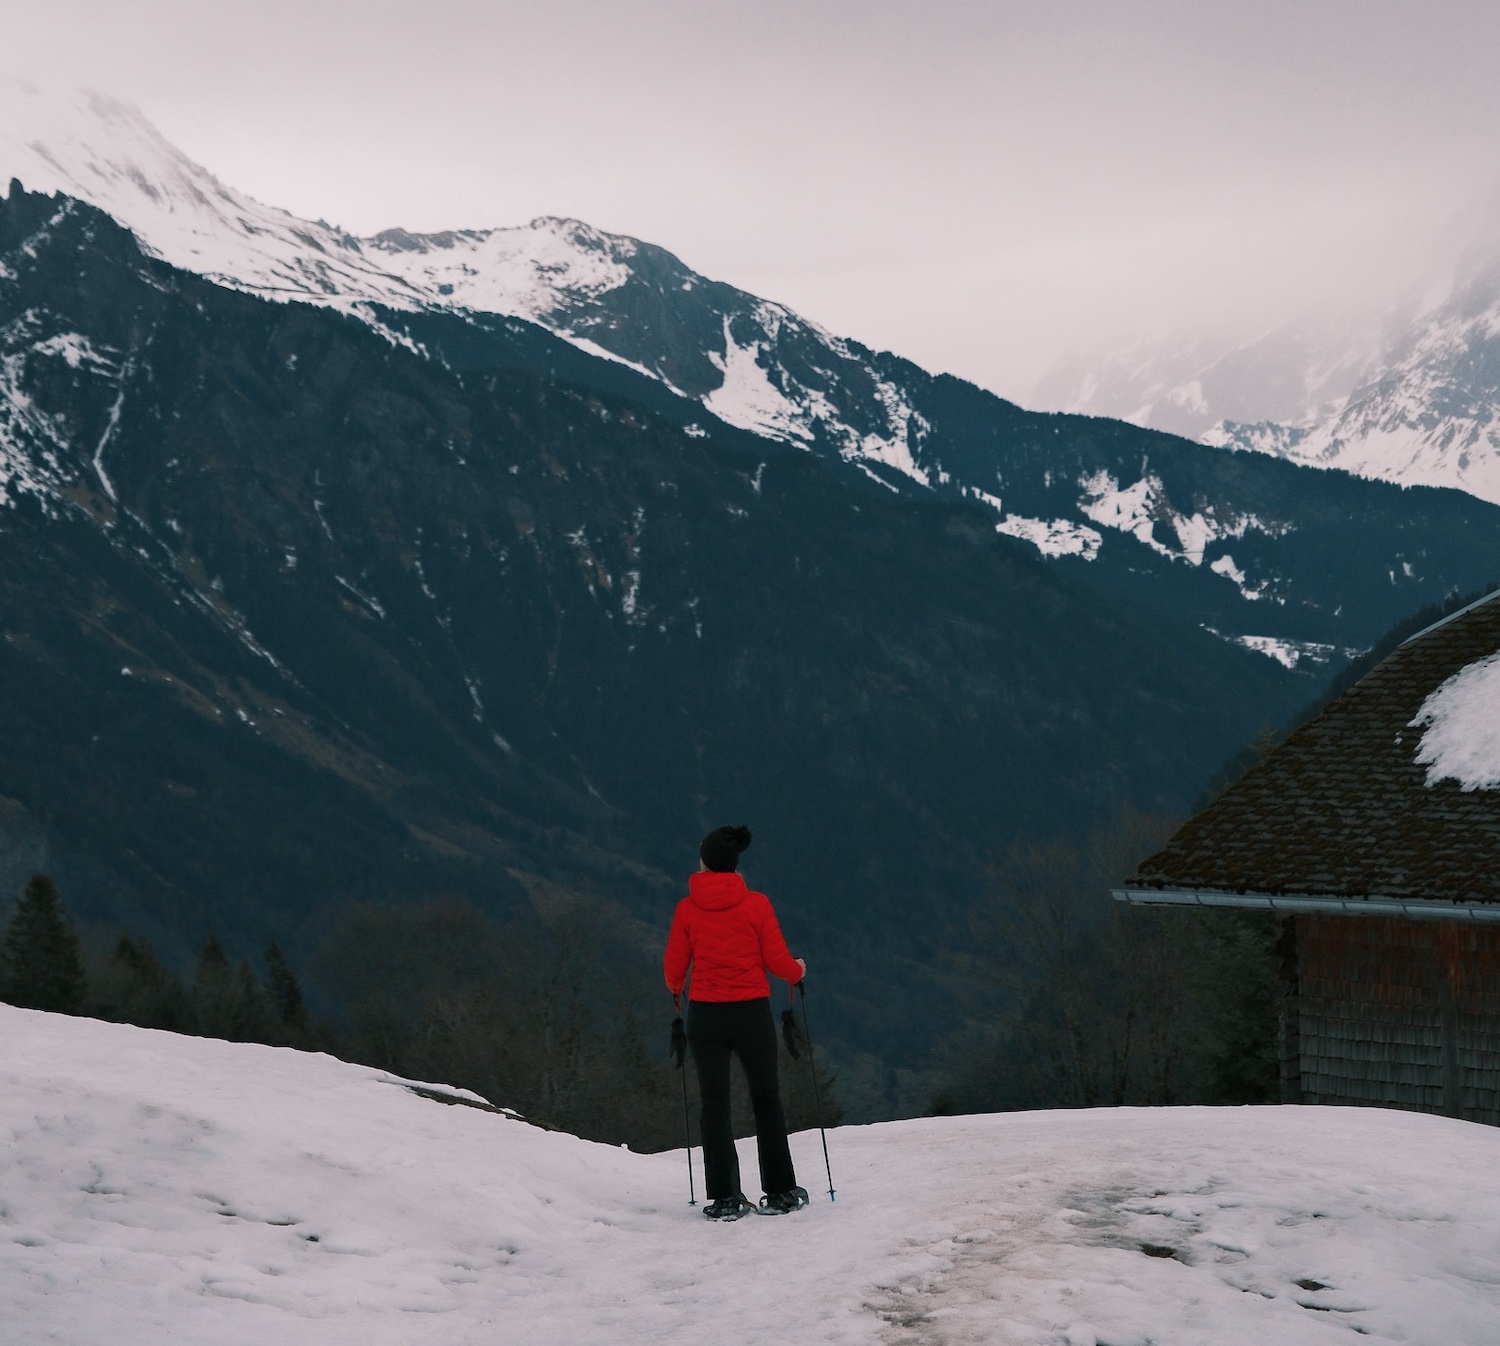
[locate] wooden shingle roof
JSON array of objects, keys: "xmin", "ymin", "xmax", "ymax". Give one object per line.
[{"xmin": 1127, "ymin": 590, "xmax": 1500, "ymax": 909}]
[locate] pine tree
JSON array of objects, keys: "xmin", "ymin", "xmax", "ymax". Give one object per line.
[
  {"xmin": 0, "ymin": 873, "xmax": 85, "ymax": 1013},
  {"xmin": 197, "ymin": 934, "xmax": 230, "ymax": 982},
  {"xmin": 264, "ymin": 941, "xmax": 309, "ymax": 1032},
  {"xmin": 191, "ymin": 934, "xmax": 273, "ymax": 1042},
  {"xmin": 90, "ymin": 934, "xmax": 187, "ymax": 1030}
]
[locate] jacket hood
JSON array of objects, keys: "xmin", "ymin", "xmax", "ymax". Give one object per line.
[{"xmin": 687, "ymin": 870, "xmax": 750, "ymax": 911}]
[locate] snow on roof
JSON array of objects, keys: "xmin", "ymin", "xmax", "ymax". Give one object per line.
[
  {"xmin": 1412, "ymin": 651, "xmax": 1500, "ymax": 790},
  {"xmin": 1129, "ymin": 588, "xmax": 1500, "ymax": 903},
  {"xmin": 7, "ymin": 1003, "xmax": 1500, "ymax": 1343}
]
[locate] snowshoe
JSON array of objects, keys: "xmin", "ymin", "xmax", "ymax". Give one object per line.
[
  {"xmin": 704, "ymin": 1194, "xmax": 756, "ymax": 1221},
  {"xmin": 758, "ymin": 1186, "xmax": 810, "ymax": 1215}
]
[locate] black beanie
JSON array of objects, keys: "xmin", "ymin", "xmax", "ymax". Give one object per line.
[{"xmin": 700, "ymin": 824, "xmax": 752, "ymax": 873}]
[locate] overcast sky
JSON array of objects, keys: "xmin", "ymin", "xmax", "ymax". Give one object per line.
[{"xmin": 6, "ymin": 0, "xmax": 1500, "ymax": 399}]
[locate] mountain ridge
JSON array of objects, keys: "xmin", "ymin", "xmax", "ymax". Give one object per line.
[
  {"xmin": 1206, "ymin": 247, "xmax": 1500, "ymax": 504},
  {"xmin": 1, "ymin": 183, "xmax": 1327, "ymax": 1093},
  {"xmin": 1035, "ymin": 207, "xmax": 1500, "ymax": 507},
  {"xmin": 8, "ymin": 82, "xmax": 1500, "ymax": 674},
  {"xmin": 10, "ymin": 93, "xmax": 1500, "ymax": 1106}
]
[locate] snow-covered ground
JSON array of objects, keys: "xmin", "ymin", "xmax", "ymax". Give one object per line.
[{"xmin": 5, "ymin": 1004, "xmax": 1500, "ymax": 1345}]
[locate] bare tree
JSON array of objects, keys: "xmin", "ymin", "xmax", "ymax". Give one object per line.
[{"xmin": 972, "ymin": 807, "xmax": 1208, "ymax": 1108}]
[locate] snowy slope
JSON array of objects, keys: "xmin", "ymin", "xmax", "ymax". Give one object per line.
[
  {"xmin": 0, "ymin": 81, "xmax": 928, "ymax": 481},
  {"xmin": 0, "ymin": 81, "xmax": 647, "ymax": 328},
  {"xmin": 1208, "ymin": 251, "xmax": 1500, "ymax": 505},
  {"xmin": 0, "ymin": 82, "xmax": 433, "ymax": 312},
  {"xmin": 1036, "ymin": 216, "xmax": 1500, "ymax": 508},
  {"xmin": 6, "ymin": 1004, "xmax": 1500, "ymax": 1345},
  {"xmin": 1032, "ymin": 316, "xmax": 1389, "ymax": 444}
]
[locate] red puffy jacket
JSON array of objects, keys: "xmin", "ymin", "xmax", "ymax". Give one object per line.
[{"xmin": 664, "ymin": 871, "xmax": 803, "ymax": 1002}]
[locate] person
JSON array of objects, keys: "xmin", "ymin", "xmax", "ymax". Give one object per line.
[{"xmin": 664, "ymin": 824, "xmax": 810, "ymax": 1220}]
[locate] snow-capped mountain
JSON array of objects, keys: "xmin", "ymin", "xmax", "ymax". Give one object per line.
[
  {"xmin": 0, "ymin": 80, "xmax": 926, "ymax": 485},
  {"xmin": 8, "ymin": 1003, "xmax": 1500, "ymax": 1344},
  {"xmin": 1208, "ymin": 245, "xmax": 1500, "ymax": 505},
  {"xmin": 1032, "ymin": 314, "xmax": 1391, "ymax": 443},
  {"xmin": 7, "ymin": 79, "xmax": 1500, "ymax": 677},
  {"xmin": 9, "ymin": 90, "xmax": 1500, "ymax": 1101},
  {"xmin": 1036, "ymin": 202, "xmax": 1500, "ymax": 508},
  {"xmin": 8, "ymin": 180, "xmax": 1345, "ymax": 1086}
]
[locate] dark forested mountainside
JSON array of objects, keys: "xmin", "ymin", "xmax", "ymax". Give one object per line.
[
  {"xmin": 381, "ymin": 303, "xmax": 1500, "ymax": 670},
  {"xmin": 0, "ymin": 187, "xmax": 1327, "ymax": 1101},
  {"xmin": 892, "ymin": 370, "xmax": 1500, "ymax": 651}
]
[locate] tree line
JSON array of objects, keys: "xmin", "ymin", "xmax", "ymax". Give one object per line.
[
  {"xmin": 0, "ymin": 874, "xmax": 840, "ymax": 1152},
  {"xmin": 2, "ymin": 826, "xmax": 1280, "ymax": 1136},
  {"xmin": 930, "ymin": 807, "xmax": 1280, "ymax": 1115}
]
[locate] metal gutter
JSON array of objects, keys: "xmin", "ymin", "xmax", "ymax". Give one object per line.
[{"xmin": 1112, "ymin": 886, "xmax": 1500, "ymax": 922}]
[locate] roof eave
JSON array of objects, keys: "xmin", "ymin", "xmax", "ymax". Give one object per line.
[{"xmin": 1113, "ymin": 886, "xmax": 1500, "ymax": 922}]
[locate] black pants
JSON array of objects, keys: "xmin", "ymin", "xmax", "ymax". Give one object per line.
[{"xmin": 688, "ymin": 997, "xmax": 797, "ymax": 1199}]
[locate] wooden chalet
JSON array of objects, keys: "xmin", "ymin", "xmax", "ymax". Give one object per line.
[{"xmin": 1116, "ymin": 590, "xmax": 1500, "ymax": 1124}]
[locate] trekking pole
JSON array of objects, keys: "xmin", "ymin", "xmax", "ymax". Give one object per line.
[
  {"xmin": 670, "ymin": 1013, "xmax": 697, "ymax": 1206},
  {"xmin": 797, "ymin": 980, "xmax": 836, "ymax": 1202}
]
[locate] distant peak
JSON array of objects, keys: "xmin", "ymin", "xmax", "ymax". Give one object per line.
[
  {"xmin": 366, "ymin": 226, "xmax": 491, "ymax": 254},
  {"xmin": 527, "ymin": 215, "xmax": 639, "ymax": 258}
]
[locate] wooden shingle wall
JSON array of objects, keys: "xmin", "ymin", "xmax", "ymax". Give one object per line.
[{"xmin": 1296, "ymin": 914, "xmax": 1500, "ymax": 1124}]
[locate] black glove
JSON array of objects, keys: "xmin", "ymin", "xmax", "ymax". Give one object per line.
[
  {"xmin": 670, "ymin": 1016, "xmax": 688, "ymax": 1069},
  {"xmin": 781, "ymin": 1007, "xmax": 805, "ymax": 1059}
]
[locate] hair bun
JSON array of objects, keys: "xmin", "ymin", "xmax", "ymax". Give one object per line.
[{"xmin": 699, "ymin": 824, "xmax": 753, "ymax": 873}]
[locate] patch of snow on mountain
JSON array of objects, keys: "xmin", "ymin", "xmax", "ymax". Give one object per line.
[
  {"xmin": 1204, "ymin": 628, "xmax": 1338, "ymax": 669},
  {"xmin": 1078, "ymin": 469, "xmax": 1166, "ymax": 551},
  {"xmin": 855, "ymin": 376, "xmax": 930, "ymax": 486},
  {"xmin": 559, "ymin": 334, "xmax": 660, "ymax": 381},
  {"xmin": 702, "ymin": 316, "xmax": 812, "ymax": 443},
  {"xmin": 1411, "ymin": 651, "xmax": 1500, "ymax": 790},
  {"xmin": 1078, "ymin": 469, "xmax": 1288, "ymax": 568},
  {"xmin": 959, "ymin": 484, "xmax": 1100, "ymax": 558},
  {"xmin": 1210, "ymin": 552, "xmax": 1268, "ymax": 601},
  {"xmin": 1166, "ymin": 378, "xmax": 1208, "ymax": 415},
  {"xmin": 1077, "ymin": 468, "xmax": 1222, "ymax": 562},
  {"xmin": 91, "ymin": 377, "xmax": 125, "ymax": 502},
  {"xmin": 0, "ymin": 321, "xmax": 70, "ymax": 511},
  {"xmin": 364, "ymin": 218, "xmax": 636, "ymax": 326},
  {"xmin": 8, "ymin": 1006, "xmax": 1500, "ymax": 1345},
  {"xmin": 1211, "ymin": 553, "xmax": 1248, "ymax": 586},
  {"xmin": 996, "ymin": 514, "xmax": 1102, "ymax": 560},
  {"xmin": 1204, "ymin": 418, "xmax": 1308, "ymax": 459},
  {"xmin": 1170, "ymin": 509, "xmax": 1218, "ymax": 566},
  {"xmin": 31, "ymin": 331, "xmax": 117, "ymax": 370}
]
